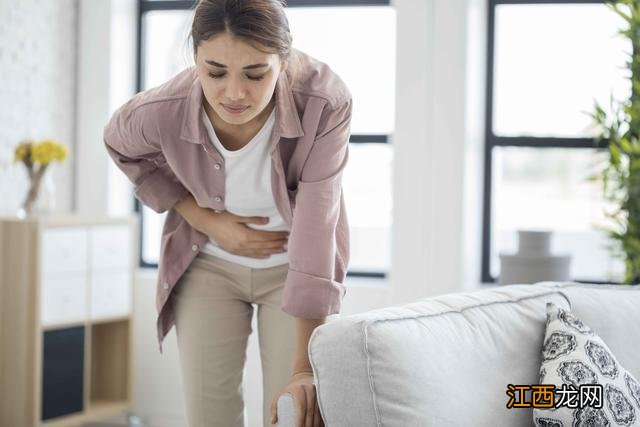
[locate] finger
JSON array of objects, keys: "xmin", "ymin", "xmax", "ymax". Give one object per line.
[
  {"xmin": 295, "ymin": 391, "xmax": 307, "ymax": 427},
  {"xmin": 304, "ymin": 386, "xmax": 315, "ymax": 427},
  {"xmin": 243, "ymin": 238, "xmax": 288, "ymax": 250},
  {"xmin": 314, "ymin": 399, "xmax": 322, "ymax": 427},
  {"xmin": 270, "ymin": 394, "xmax": 278, "ymax": 425},
  {"xmin": 245, "ymin": 229, "xmax": 290, "ymax": 242},
  {"xmin": 235, "ymin": 215, "xmax": 269, "ymax": 224}
]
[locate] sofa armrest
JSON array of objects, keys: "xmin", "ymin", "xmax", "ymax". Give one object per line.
[{"xmin": 276, "ymin": 393, "xmax": 296, "ymax": 426}]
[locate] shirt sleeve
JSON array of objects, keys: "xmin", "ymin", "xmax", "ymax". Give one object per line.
[
  {"xmin": 103, "ymin": 103, "xmax": 190, "ymax": 214},
  {"xmin": 281, "ymin": 97, "xmax": 353, "ymax": 319}
]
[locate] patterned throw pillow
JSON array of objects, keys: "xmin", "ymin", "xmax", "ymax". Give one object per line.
[{"xmin": 534, "ymin": 302, "xmax": 640, "ymax": 427}]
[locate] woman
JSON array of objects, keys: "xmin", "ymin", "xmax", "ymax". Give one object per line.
[{"xmin": 103, "ymin": 0, "xmax": 352, "ymax": 426}]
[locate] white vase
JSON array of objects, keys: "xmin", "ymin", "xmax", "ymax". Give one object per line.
[
  {"xmin": 498, "ymin": 230, "xmax": 572, "ymax": 286},
  {"xmin": 32, "ymin": 167, "xmax": 56, "ymax": 214},
  {"xmin": 18, "ymin": 165, "xmax": 56, "ymax": 218}
]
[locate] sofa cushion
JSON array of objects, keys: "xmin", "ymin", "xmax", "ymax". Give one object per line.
[
  {"xmin": 550, "ymin": 283, "xmax": 640, "ymax": 381},
  {"xmin": 308, "ymin": 282, "xmax": 640, "ymax": 427},
  {"xmin": 309, "ymin": 284, "xmax": 569, "ymax": 426},
  {"xmin": 533, "ymin": 301, "xmax": 640, "ymax": 427}
]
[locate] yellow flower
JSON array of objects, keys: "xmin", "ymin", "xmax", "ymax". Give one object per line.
[
  {"xmin": 30, "ymin": 139, "xmax": 68, "ymax": 165},
  {"xmin": 14, "ymin": 140, "xmax": 34, "ymax": 163}
]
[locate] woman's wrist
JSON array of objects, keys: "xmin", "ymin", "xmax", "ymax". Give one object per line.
[{"xmin": 174, "ymin": 194, "xmax": 210, "ymax": 231}]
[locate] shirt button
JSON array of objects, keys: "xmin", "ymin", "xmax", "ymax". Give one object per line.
[
  {"xmin": 214, "ymin": 163, "xmax": 221, "ymax": 170},
  {"xmin": 163, "ymin": 282, "xmax": 170, "ymax": 290},
  {"xmin": 214, "ymin": 196, "xmax": 222, "ymax": 202},
  {"xmin": 191, "ymin": 244, "xmax": 198, "ymax": 251}
]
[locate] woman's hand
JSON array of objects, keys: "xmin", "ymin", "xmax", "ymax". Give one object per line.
[
  {"xmin": 270, "ymin": 371, "xmax": 323, "ymax": 427},
  {"xmin": 200, "ymin": 210, "xmax": 289, "ymax": 259},
  {"xmin": 174, "ymin": 195, "xmax": 289, "ymax": 259}
]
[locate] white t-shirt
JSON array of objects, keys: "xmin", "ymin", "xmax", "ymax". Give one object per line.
[{"xmin": 200, "ymin": 107, "xmax": 290, "ymax": 268}]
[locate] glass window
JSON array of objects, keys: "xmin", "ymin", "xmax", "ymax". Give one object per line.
[
  {"xmin": 285, "ymin": 6, "xmax": 396, "ymax": 134},
  {"xmin": 493, "ymin": 3, "xmax": 630, "ymax": 138},
  {"xmin": 491, "ymin": 147, "xmax": 625, "ymax": 282},
  {"xmin": 343, "ymin": 143, "xmax": 393, "ymax": 272},
  {"xmin": 142, "ymin": 10, "xmax": 194, "ymax": 89},
  {"xmin": 484, "ymin": 1, "xmax": 630, "ymax": 284}
]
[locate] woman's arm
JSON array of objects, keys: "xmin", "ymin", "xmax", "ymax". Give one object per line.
[
  {"xmin": 280, "ymin": 97, "xmax": 353, "ymax": 320},
  {"xmin": 174, "ymin": 193, "xmax": 210, "ymax": 229},
  {"xmin": 104, "ymin": 103, "xmax": 190, "ymax": 214},
  {"xmin": 270, "ymin": 97, "xmax": 352, "ymax": 426},
  {"xmin": 292, "ymin": 317, "xmax": 326, "ymax": 374}
]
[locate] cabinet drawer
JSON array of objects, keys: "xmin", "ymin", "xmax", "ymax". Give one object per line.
[
  {"xmin": 40, "ymin": 273, "xmax": 87, "ymax": 326},
  {"xmin": 42, "ymin": 227, "xmax": 89, "ymax": 274},
  {"xmin": 89, "ymin": 224, "xmax": 132, "ymax": 270},
  {"xmin": 90, "ymin": 271, "xmax": 132, "ymax": 320}
]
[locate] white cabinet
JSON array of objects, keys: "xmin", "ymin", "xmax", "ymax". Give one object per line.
[
  {"xmin": 88, "ymin": 223, "xmax": 133, "ymax": 321},
  {"xmin": 90, "ymin": 271, "xmax": 132, "ymax": 320},
  {"xmin": 40, "ymin": 273, "xmax": 87, "ymax": 326},
  {"xmin": 41, "ymin": 226, "xmax": 88, "ymax": 274},
  {"xmin": 0, "ymin": 214, "xmax": 138, "ymax": 427},
  {"xmin": 90, "ymin": 224, "xmax": 132, "ymax": 271},
  {"xmin": 38, "ymin": 222, "xmax": 134, "ymax": 327}
]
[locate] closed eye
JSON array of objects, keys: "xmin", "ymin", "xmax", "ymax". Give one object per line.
[{"xmin": 208, "ymin": 72, "xmax": 264, "ymax": 81}]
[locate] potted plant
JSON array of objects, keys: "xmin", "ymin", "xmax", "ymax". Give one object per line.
[{"xmin": 589, "ymin": 0, "xmax": 640, "ymax": 284}]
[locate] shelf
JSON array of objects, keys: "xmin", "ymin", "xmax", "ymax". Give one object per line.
[
  {"xmin": 41, "ymin": 400, "xmax": 129, "ymax": 427},
  {"xmin": 0, "ymin": 216, "xmax": 136, "ymax": 427},
  {"xmin": 89, "ymin": 320, "xmax": 131, "ymax": 405}
]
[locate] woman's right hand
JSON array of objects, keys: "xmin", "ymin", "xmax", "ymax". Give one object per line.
[{"xmin": 199, "ymin": 210, "xmax": 289, "ymax": 259}]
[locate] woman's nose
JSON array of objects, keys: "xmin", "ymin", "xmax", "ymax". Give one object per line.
[{"xmin": 225, "ymin": 78, "xmax": 246, "ymax": 101}]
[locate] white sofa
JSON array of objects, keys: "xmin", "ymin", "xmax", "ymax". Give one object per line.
[{"xmin": 276, "ymin": 281, "xmax": 640, "ymax": 426}]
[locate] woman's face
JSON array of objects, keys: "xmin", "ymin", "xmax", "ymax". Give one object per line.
[{"xmin": 195, "ymin": 32, "xmax": 286, "ymax": 128}]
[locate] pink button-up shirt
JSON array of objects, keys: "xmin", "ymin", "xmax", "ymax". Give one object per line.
[{"xmin": 104, "ymin": 49, "xmax": 352, "ymax": 353}]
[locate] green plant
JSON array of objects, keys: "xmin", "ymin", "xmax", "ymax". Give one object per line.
[{"xmin": 588, "ymin": 0, "xmax": 640, "ymax": 284}]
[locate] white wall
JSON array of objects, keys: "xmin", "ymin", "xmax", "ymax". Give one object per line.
[
  {"xmin": 390, "ymin": 0, "xmax": 487, "ymax": 305},
  {"xmin": 0, "ymin": 0, "xmax": 78, "ymax": 215},
  {"xmin": 76, "ymin": 0, "xmax": 136, "ymax": 215}
]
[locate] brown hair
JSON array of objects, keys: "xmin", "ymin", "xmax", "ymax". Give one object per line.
[{"xmin": 190, "ymin": 0, "xmax": 302, "ymax": 84}]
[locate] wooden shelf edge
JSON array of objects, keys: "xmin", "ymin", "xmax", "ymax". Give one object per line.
[{"xmin": 41, "ymin": 399, "xmax": 130, "ymax": 427}]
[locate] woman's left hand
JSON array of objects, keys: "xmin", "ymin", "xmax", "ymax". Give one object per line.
[{"xmin": 270, "ymin": 371, "xmax": 324, "ymax": 427}]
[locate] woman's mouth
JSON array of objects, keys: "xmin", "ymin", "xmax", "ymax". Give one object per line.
[{"xmin": 222, "ymin": 104, "xmax": 249, "ymax": 114}]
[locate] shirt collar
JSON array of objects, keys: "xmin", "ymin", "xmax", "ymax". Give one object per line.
[{"xmin": 180, "ymin": 68, "xmax": 305, "ymax": 145}]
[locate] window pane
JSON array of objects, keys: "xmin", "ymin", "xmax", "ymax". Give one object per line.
[
  {"xmin": 142, "ymin": 207, "xmax": 165, "ymax": 265},
  {"xmin": 343, "ymin": 143, "xmax": 393, "ymax": 272},
  {"xmin": 493, "ymin": 4, "xmax": 630, "ymax": 138},
  {"xmin": 142, "ymin": 10, "xmax": 194, "ymax": 89},
  {"xmin": 285, "ymin": 6, "xmax": 396, "ymax": 135},
  {"xmin": 491, "ymin": 147, "xmax": 625, "ymax": 282}
]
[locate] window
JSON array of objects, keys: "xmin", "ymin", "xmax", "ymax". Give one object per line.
[
  {"xmin": 483, "ymin": 0, "xmax": 631, "ymax": 283},
  {"xmin": 136, "ymin": 0, "xmax": 395, "ymax": 277}
]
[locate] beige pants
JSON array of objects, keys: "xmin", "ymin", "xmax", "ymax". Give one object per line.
[{"xmin": 170, "ymin": 251, "xmax": 297, "ymax": 427}]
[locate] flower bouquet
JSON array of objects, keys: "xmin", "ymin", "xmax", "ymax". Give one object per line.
[{"xmin": 14, "ymin": 139, "xmax": 68, "ymax": 216}]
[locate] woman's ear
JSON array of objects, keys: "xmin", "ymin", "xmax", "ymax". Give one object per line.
[{"xmin": 281, "ymin": 59, "xmax": 288, "ymax": 74}]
